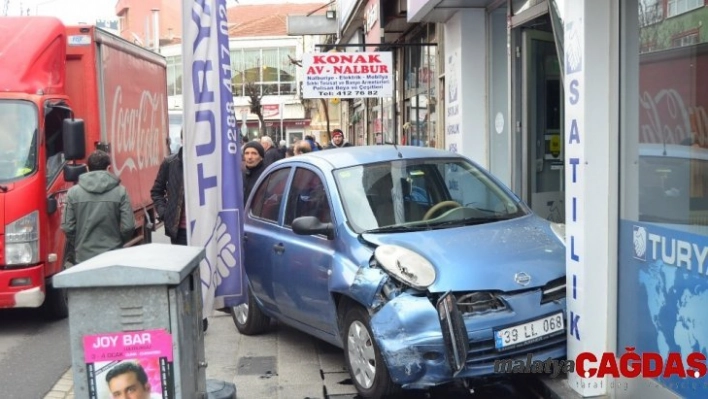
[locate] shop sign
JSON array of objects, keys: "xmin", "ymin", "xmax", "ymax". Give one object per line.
[{"xmin": 302, "ymin": 52, "xmax": 393, "ymax": 98}]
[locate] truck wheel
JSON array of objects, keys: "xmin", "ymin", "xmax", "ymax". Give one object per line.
[
  {"xmin": 230, "ymin": 287, "xmax": 269, "ymax": 335},
  {"xmin": 342, "ymin": 305, "xmax": 399, "ymax": 398},
  {"xmin": 41, "ymin": 262, "xmax": 69, "ymax": 320}
]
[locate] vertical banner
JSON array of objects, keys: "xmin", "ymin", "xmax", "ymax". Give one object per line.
[
  {"xmin": 564, "ymin": 1, "xmax": 592, "ymax": 395},
  {"xmin": 182, "ymin": 0, "xmax": 246, "ymax": 315}
]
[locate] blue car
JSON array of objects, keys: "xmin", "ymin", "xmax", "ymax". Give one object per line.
[{"xmin": 233, "ymin": 146, "xmax": 566, "ymax": 397}]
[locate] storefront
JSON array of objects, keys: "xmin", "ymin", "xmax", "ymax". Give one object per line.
[
  {"xmin": 617, "ymin": 1, "xmax": 708, "ymax": 397},
  {"xmin": 410, "ymin": 0, "xmax": 708, "ymax": 397}
]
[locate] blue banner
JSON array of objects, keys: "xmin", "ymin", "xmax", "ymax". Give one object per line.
[
  {"xmin": 618, "ymin": 220, "xmax": 708, "ymax": 397},
  {"xmin": 182, "ymin": 0, "xmax": 245, "ymax": 314}
]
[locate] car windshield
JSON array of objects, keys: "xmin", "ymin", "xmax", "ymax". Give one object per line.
[
  {"xmin": 334, "ymin": 158, "xmax": 528, "ymax": 233},
  {"xmin": 0, "ymin": 101, "xmax": 38, "ymax": 183}
]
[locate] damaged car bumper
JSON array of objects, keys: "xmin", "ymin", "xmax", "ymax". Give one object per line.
[{"xmin": 368, "ymin": 289, "xmax": 566, "ymax": 389}]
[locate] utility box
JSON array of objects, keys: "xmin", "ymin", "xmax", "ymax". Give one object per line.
[{"xmin": 54, "ymin": 243, "xmax": 207, "ymax": 399}]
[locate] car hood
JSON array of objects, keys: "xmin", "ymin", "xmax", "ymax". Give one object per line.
[{"xmin": 360, "ymin": 215, "xmax": 565, "ymax": 293}]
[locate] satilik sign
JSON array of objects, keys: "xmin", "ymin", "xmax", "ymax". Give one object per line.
[{"xmin": 302, "ymin": 52, "xmax": 393, "ymax": 99}]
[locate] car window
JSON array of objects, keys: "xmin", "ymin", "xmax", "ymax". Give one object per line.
[
  {"xmin": 335, "ymin": 158, "xmax": 525, "ymax": 233},
  {"xmin": 284, "ymin": 168, "xmax": 332, "ymax": 226},
  {"xmin": 250, "ymin": 168, "xmax": 290, "ymax": 223}
]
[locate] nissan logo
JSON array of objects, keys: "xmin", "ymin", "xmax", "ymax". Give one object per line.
[{"xmin": 514, "ymin": 272, "xmax": 531, "ymax": 286}]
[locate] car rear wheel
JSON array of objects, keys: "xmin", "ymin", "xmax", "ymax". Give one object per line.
[
  {"xmin": 342, "ymin": 305, "xmax": 399, "ymax": 398},
  {"xmin": 230, "ymin": 287, "xmax": 270, "ymax": 335}
]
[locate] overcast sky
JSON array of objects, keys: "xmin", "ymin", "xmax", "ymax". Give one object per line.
[
  {"xmin": 5, "ymin": 0, "xmax": 116, "ymax": 24},
  {"xmin": 4, "ymin": 0, "xmax": 322, "ymax": 23}
]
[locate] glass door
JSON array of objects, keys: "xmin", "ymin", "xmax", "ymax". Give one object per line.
[{"xmin": 522, "ymin": 29, "xmax": 565, "ymax": 222}]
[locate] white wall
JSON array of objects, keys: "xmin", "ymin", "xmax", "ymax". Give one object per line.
[{"xmin": 444, "ymin": 10, "xmax": 488, "ymax": 168}]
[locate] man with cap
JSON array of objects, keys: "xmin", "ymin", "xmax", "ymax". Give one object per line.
[
  {"xmin": 326, "ymin": 129, "xmax": 352, "ymax": 149},
  {"xmin": 242, "ymin": 140, "xmax": 266, "ymax": 202}
]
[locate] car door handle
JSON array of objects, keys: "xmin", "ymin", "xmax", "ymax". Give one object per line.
[{"xmin": 273, "ymin": 243, "xmax": 285, "ymax": 255}]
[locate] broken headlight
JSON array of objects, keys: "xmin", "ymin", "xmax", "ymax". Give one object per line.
[{"xmin": 374, "ymin": 244, "xmax": 436, "ymax": 290}]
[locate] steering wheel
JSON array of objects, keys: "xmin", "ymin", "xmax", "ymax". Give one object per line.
[{"xmin": 423, "ymin": 200, "xmax": 463, "ymax": 221}]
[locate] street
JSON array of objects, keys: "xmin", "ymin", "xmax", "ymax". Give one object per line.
[{"xmin": 0, "ymin": 309, "xmax": 70, "ymax": 399}]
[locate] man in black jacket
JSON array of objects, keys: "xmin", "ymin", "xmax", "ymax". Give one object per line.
[
  {"xmin": 150, "ymin": 131, "xmax": 208, "ymax": 331},
  {"xmin": 243, "ymin": 141, "xmax": 266, "ymax": 202},
  {"xmin": 260, "ymin": 136, "xmax": 282, "ymax": 166},
  {"xmin": 151, "ymin": 138, "xmax": 186, "ymax": 245}
]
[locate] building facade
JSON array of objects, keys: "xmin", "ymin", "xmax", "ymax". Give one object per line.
[
  {"xmin": 149, "ymin": 2, "xmax": 333, "ymax": 147},
  {"xmin": 334, "ymin": 0, "xmax": 708, "ymax": 397}
]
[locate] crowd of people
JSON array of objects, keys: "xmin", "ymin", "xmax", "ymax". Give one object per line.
[{"xmin": 240, "ymin": 128, "xmax": 353, "ymax": 201}]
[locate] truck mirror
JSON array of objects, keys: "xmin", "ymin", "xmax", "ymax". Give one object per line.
[
  {"xmin": 63, "ymin": 163, "xmax": 87, "ymax": 183},
  {"xmin": 63, "ymin": 118, "xmax": 86, "ymax": 161},
  {"xmin": 47, "ymin": 196, "xmax": 58, "ymax": 214}
]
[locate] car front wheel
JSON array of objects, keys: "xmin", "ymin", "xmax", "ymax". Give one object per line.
[
  {"xmin": 230, "ymin": 287, "xmax": 270, "ymax": 335},
  {"xmin": 342, "ymin": 305, "xmax": 399, "ymax": 398}
]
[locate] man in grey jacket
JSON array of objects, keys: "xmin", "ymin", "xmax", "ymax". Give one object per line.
[{"xmin": 61, "ymin": 150, "xmax": 135, "ymax": 263}]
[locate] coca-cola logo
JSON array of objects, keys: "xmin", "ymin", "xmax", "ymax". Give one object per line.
[
  {"xmin": 639, "ymin": 88, "xmax": 706, "ymax": 145},
  {"xmin": 110, "ymin": 86, "xmax": 165, "ymax": 176}
]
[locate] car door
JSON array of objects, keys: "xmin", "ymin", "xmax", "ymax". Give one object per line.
[
  {"xmin": 274, "ymin": 167, "xmax": 337, "ymax": 334},
  {"xmin": 244, "ymin": 167, "xmax": 291, "ymax": 315}
]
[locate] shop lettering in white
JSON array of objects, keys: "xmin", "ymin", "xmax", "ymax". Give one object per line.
[{"xmin": 647, "ymin": 233, "xmax": 708, "ymax": 274}]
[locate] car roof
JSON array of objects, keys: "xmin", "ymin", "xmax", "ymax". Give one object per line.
[{"xmin": 285, "ymin": 145, "xmax": 466, "ymax": 169}]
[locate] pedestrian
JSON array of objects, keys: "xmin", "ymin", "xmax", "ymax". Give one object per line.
[
  {"xmin": 293, "ymin": 139, "xmax": 312, "ymax": 156},
  {"xmin": 278, "ymin": 139, "xmax": 287, "ymax": 159},
  {"xmin": 150, "ymin": 130, "xmax": 209, "ymax": 332},
  {"xmin": 151, "ymin": 130, "xmax": 187, "ymax": 245},
  {"xmin": 260, "ymin": 135, "xmax": 282, "ymax": 166},
  {"xmin": 243, "ymin": 140, "xmax": 266, "ymax": 201},
  {"xmin": 304, "ymin": 135, "xmax": 320, "ymax": 152},
  {"xmin": 326, "ymin": 129, "xmax": 352, "ymax": 149},
  {"xmin": 61, "ymin": 150, "xmax": 135, "ymax": 263}
]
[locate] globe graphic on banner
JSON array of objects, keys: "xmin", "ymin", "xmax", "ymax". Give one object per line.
[{"xmin": 638, "ymin": 259, "xmax": 708, "ymax": 383}]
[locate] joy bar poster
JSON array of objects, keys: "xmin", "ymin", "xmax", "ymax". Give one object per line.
[{"xmin": 83, "ymin": 329, "xmax": 174, "ymax": 399}]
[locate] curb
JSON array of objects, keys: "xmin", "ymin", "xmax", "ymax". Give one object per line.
[{"xmin": 43, "ymin": 368, "xmax": 74, "ymax": 399}]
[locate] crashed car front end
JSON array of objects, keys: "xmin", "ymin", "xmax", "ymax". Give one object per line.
[{"xmin": 346, "ymin": 245, "xmax": 567, "ymax": 390}]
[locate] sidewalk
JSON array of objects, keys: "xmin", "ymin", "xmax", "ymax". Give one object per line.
[{"xmin": 43, "ymin": 312, "xmax": 357, "ymax": 399}]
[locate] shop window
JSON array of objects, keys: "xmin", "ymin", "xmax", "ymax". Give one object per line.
[
  {"xmin": 618, "ymin": 2, "xmax": 708, "ymax": 397},
  {"xmin": 231, "ymin": 47, "xmax": 297, "ymax": 97}
]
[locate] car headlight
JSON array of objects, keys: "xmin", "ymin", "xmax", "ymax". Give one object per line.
[
  {"xmin": 550, "ymin": 222, "xmax": 565, "ymax": 246},
  {"xmin": 374, "ymin": 245, "xmax": 436, "ymax": 290},
  {"xmin": 5, "ymin": 211, "xmax": 40, "ymax": 265}
]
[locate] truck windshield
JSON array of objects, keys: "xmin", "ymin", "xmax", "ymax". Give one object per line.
[{"xmin": 0, "ymin": 101, "xmax": 37, "ymax": 183}]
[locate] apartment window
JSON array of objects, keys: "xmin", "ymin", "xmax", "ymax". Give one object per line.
[
  {"xmin": 230, "ymin": 47, "xmax": 297, "ymax": 96},
  {"xmin": 166, "ymin": 55, "xmax": 182, "ymax": 96},
  {"xmin": 667, "ymin": 0, "xmax": 703, "ymax": 17}
]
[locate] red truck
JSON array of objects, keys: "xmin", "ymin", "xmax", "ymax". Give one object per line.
[{"xmin": 0, "ymin": 17, "xmax": 168, "ymax": 318}]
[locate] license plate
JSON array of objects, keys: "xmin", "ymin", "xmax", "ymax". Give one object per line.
[{"xmin": 494, "ymin": 313, "xmax": 564, "ymax": 350}]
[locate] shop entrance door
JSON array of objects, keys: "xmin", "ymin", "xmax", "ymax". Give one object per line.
[{"xmin": 522, "ymin": 29, "xmax": 565, "ymax": 223}]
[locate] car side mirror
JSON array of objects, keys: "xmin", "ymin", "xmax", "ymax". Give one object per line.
[{"xmin": 292, "ymin": 216, "xmax": 334, "ymax": 240}]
